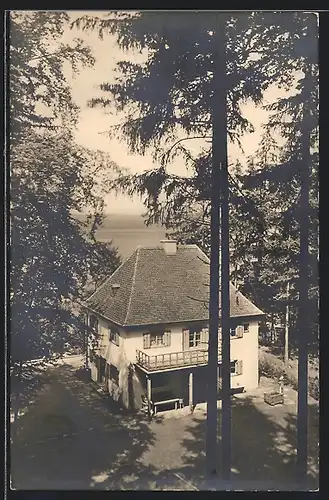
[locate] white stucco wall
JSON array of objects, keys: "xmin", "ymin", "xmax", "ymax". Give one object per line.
[
  {"xmin": 124, "ymin": 320, "xmax": 259, "ymax": 392},
  {"xmin": 88, "ymin": 315, "xmax": 146, "ymax": 408},
  {"xmin": 123, "ymin": 322, "xmax": 208, "ymax": 363},
  {"xmin": 230, "ymin": 320, "xmax": 259, "ymax": 391},
  {"xmin": 87, "ymin": 312, "xmax": 260, "ymax": 408}
]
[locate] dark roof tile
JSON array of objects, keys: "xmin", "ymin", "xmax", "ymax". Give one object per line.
[{"xmin": 85, "ymin": 244, "xmax": 264, "ymax": 326}]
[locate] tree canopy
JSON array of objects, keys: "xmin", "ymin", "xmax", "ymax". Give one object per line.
[
  {"xmin": 10, "ymin": 11, "xmax": 121, "ymax": 370},
  {"xmin": 73, "ymin": 12, "xmax": 318, "ymax": 353}
]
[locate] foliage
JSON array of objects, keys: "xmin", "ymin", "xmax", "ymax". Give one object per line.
[
  {"xmin": 73, "ymin": 12, "xmax": 318, "ymax": 351},
  {"xmin": 239, "ymin": 15, "xmax": 319, "ymax": 349},
  {"xmin": 11, "ymin": 131, "xmax": 121, "ymax": 365},
  {"xmin": 10, "ymin": 11, "xmax": 95, "ymax": 142},
  {"xmin": 259, "ymin": 348, "xmax": 319, "ymax": 401},
  {"xmin": 10, "ymin": 11, "xmax": 121, "ymax": 369},
  {"xmin": 73, "ymin": 12, "xmax": 293, "ymax": 158}
]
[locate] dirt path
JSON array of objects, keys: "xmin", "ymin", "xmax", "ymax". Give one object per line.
[{"xmin": 10, "ymin": 360, "xmax": 319, "ymax": 490}]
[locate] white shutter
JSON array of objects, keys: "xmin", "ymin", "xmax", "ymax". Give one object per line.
[
  {"xmin": 201, "ymin": 328, "xmax": 209, "ymax": 346},
  {"xmin": 236, "ymin": 325, "xmax": 244, "ymax": 338},
  {"xmin": 205, "ymin": 328, "xmax": 209, "ymax": 343},
  {"xmin": 236, "ymin": 360, "xmax": 243, "ymax": 375},
  {"xmin": 164, "ymin": 331, "xmax": 171, "ymax": 347},
  {"xmin": 183, "ymin": 329, "xmax": 190, "ymax": 351},
  {"xmin": 143, "ymin": 333, "xmax": 151, "ymax": 349}
]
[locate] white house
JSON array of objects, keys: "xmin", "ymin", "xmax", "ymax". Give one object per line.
[{"xmin": 83, "ymin": 240, "xmax": 264, "ymax": 412}]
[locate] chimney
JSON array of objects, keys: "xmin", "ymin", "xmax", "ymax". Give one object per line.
[
  {"xmin": 111, "ymin": 283, "xmax": 120, "ymax": 296},
  {"xmin": 160, "ymin": 239, "xmax": 177, "ymax": 255},
  {"xmin": 235, "ymin": 291, "xmax": 239, "ymax": 306}
]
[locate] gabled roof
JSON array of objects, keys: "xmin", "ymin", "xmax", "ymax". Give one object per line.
[{"xmin": 84, "ymin": 244, "xmax": 264, "ymax": 327}]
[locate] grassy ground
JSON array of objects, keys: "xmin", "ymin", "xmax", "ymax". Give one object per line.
[{"xmin": 10, "ymin": 357, "xmax": 319, "ymax": 491}]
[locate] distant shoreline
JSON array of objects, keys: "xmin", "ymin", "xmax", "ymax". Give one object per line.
[{"xmin": 72, "ymin": 212, "xmax": 167, "ymax": 259}]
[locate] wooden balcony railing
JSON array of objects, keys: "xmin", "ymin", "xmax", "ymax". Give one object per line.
[{"xmin": 136, "ymin": 347, "xmax": 222, "ymax": 372}]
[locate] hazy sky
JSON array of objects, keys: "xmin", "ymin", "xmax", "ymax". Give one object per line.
[{"xmin": 63, "ymin": 12, "xmax": 289, "ymax": 215}]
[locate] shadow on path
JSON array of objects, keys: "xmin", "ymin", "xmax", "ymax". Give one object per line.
[{"xmin": 10, "ymin": 364, "xmax": 319, "ymax": 491}]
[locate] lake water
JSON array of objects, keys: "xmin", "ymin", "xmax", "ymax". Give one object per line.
[{"xmin": 96, "ymin": 227, "xmax": 167, "ymax": 260}]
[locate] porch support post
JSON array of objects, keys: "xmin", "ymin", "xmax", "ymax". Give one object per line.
[
  {"xmin": 189, "ymin": 371, "xmax": 193, "ymax": 412},
  {"xmin": 147, "ymin": 376, "xmax": 152, "ymax": 402}
]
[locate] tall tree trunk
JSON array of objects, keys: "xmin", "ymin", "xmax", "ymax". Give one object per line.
[
  {"xmin": 84, "ymin": 313, "xmax": 89, "ymax": 370},
  {"xmin": 296, "ymin": 62, "xmax": 312, "ymax": 483},
  {"xmin": 284, "ymin": 281, "xmax": 290, "ymax": 366},
  {"xmin": 270, "ymin": 312, "xmax": 274, "ymax": 343},
  {"xmin": 234, "ymin": 263, "xmax": 237, "ymax": 289},
  {"xmin": 206, "ymin": 14, "xmax": 228, "ymax": 478},
  {"xmin": 11, "ymin": 360, "xmax": 23, "ymax": 441},
  {"xmin": 219, "ymin": 26, "xmax": 231, "ymax": 483}
]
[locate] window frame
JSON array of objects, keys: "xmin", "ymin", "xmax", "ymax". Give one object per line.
[
  {"xmin": 189, "ymin": 330, "xmax": 202, "ymax": 349},
  {"xmin": 230, "ymin": 326, "xmax": 237, "ymax": 338},
  {"xmin": 230, "ymin": 324, "xmax": 245, "ymax": 338},
  {"xmin": 230, "ymin": 360, "xmax": 238, "ymax": 375},
  {"xmin": 109, "ymin": 328, "xmax": 120, "ymax": 347},
  {"xmin": 150, "ymin": 332, "xmax": 165, "ymax": 347},
  {"xmin": 143, "ymin": 330, "xmax": 171, "ymax": 349}
]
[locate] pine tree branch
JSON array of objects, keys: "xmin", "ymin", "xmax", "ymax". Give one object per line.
[{"xmin": 161, "ymin": 136, "xmax": 212, "ymax": 167}]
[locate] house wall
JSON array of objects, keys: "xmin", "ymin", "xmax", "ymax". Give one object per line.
[
  {"xmin": 87, "ymin": 312, "xmax": 259, "ymax": 410},
  {"xmin": 230, "ymin": 320, "xmax": 259, "ymax": 391},
  {"xmin": 123, "ymin": 321, "xmax": 208, "ymax": 362},
  {"xmin": 88, "ymin": 315, "xmax": 146, "ymax": 409},
  {"xmin": 124, "ymin": 320, "xmax": 259, "ymax": 392}
]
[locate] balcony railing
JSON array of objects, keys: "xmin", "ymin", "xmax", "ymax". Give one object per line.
[{"xmin": 136, "ymin": 347, "xmax": 222, "ymax": 372}]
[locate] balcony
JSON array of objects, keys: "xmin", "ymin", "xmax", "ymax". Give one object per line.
[{"xmin": 136, "ymin": 348, "xmax": 222, "ymax": 372}]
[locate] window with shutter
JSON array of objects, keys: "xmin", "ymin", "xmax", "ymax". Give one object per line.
[
  {"xmin": 143, "ymin": 333, "xmax": 151, "ymax": 349},
  {"xmin": 230, "ymin": 326, "xmax": 237, "ymax": 337},
  {"xmin": 109, "ymin": 328, "xmax": 120, "ymax": 346},
  {"xmin": 230, "ymin": 360, "xmax": 237, "ymax": 374},
  {"xmin": 189, "ymin": 330, "xmax": 201, "ymax": 348},
  {"xmin": 150, "ymin": 332, "xmax": 165, "ymax": 347}
]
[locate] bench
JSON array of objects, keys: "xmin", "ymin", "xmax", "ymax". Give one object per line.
[{"xmin": 153, "ymin": 398, "xmax": 183, "ymax": 414}]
